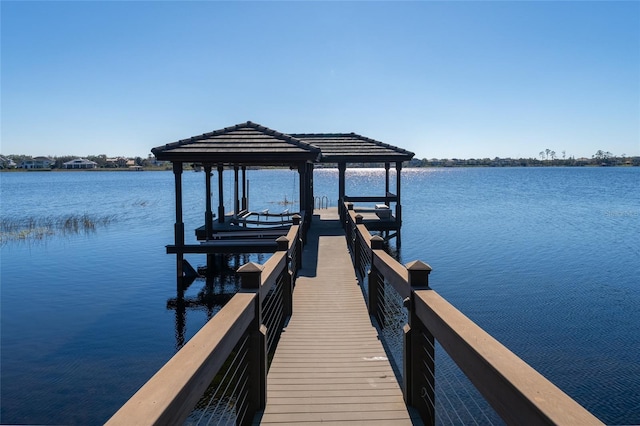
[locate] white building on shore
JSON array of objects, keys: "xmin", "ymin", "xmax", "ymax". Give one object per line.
[{"xmin": 63, "ymin": 158, "xmax": 98, "ymax": 169}]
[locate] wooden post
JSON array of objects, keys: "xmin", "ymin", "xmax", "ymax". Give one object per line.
[
  {"xmin": 353, "ymin": 214, "xmax": 363, "ymax": 275},
  {"xmin": 385, "ymin": 162, "xmax": 390, "ymax": 206},
  {"xmin": 242, "ymin": 166, "xmax": 247, "ymax": 211},
  {"xmin": 277, "ymin": 236, "xmax": 293, "ymax": 317},
  {"xmin": 238, "ymin": 262, "xmax": 267, "ymax": 413},
  {"xmin": 173, "ymin": 162, "xmax": 185, "ymax": 281},
  {"xmin": 395, "ymin": 162, "xmax": 402, "ymax": 225},
  {"xmin": 173, "ymin": 162, "xmax": 184, "ymax": 247},
  {"xmin": 338, "ymin": 162, "xmax": 346, "ymax": 222},
  {"xmin": 234, "ymin": 166, "xmax": 239, "ymax": 218},
  {"xmin": 308, "ymin": 163, "xmax": 314, "ymax": 214},
  {"xmin": 292, "ymin": 215, "xmax": 302, "ymax": 270},
  {"xmin": 368, "ymin": 236, "xmax": 385, "ymax": 324},
  {"xmin": 204, "ymin": 165, "xmax": 213, "ymax": 239},
  {"xmin": 396, "ymin": 162, "xmax": 403, "ymax": 248},
  {"xmin": 298, "ymin": 163, "xmax": 305, "ymax": 215},
  {"xmin": 217, "ymin": 165, "xmax": 225, "ymax": 224},
  {"xmin": 403, "ymin": 260, "xmax": 433, "ymax": 426}
]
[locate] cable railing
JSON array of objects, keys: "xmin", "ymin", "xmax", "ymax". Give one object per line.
[
  {"xmin": 343, "ymin": 202, "xmax": 603, "ymax": 426},
  {"xmin": 107, "ymin": 220, "xmax": 302, "ymax": 426},
  {"xmin": 186, "ymin": 334, "xmax": 251, "ymax": 425}
]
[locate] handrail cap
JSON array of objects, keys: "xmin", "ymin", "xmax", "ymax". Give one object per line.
[
  {"xmin": 237, "ymin": 262, "xmax": 264, "ymax": 273},
  {"xmin": 371, "ymin": 235, "xmax": 385, "ymax": 249},
  {"xmin": 405, "ymin": 260, "xmax": 432, "ymax": 272}
]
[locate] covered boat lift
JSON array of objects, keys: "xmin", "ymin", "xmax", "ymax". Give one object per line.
[{"xmin": 151, "ymin": 121, "xmax": 414, "ymax": 279}]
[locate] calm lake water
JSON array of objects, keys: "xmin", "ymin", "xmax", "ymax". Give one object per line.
[{"xmin": 1, "ymin": 167, "xmax": 639, "ymax": 425}]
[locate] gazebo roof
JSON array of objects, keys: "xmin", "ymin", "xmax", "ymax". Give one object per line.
[
  {"xmin": 292, "ymin": 133, "xmax": 414, "ymax": 163},
  {"xmin": 151, "ymin": 121, "xmax": 414, "ymax": 165},
  {"xmin": 151, "ymin": 122, "xmax": 321, "ymax": 165}
]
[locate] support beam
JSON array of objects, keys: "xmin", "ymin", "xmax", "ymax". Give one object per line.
[
  {"xmin": 338, "ymin": 162, "xmax": 346, "ymax": 202},
  {"xmin": 173, "ymin": 162, "xmax": 185, "ymax": 281},
  {"xmin": 234, "ymin": 166, "xmax": 239, "ymax": 218},
  {"xmin": 217, "ymin": 165, "xmax": 225, "ymax": 224},
  {"xmin": 242, "ymin": 166, "xmax": 247, "ymax": 211},
  {"xmin": 385, "ymin": 162, "xmax": 390, "ymax": 194},
  {"xmin": 338, "ymin": 162, "xmax": 346, "ymax": 222},
  {"xmin": 385, "ymin": 162, "xmax": 390, "ymax": 207},
  {"xmin": 173, "ymin": 162, "xmax": 184, "ymax": 246},
  {"xmin": 308, "ymin": 162, "xmax": 314, "ymax": 214},
  {"xmin": 204, "ymin": 165, "xmax": 213, "ymax": 239},
  {"xmin": 396, "ymin": 161, "xmax": 403, "ymax": 247},
  {"xmin": 298, "ymin": 163, "xmax": 305, "ymax": 214}
]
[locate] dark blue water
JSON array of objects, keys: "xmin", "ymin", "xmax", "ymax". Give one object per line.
[{"xmin": 1, "ymin": 168, "xmax": 638, "ymax": 424}]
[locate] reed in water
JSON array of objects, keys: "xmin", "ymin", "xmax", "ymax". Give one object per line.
[{"xmin": 0, "ymin": 213, "xmax": 116, "ymax": 243}]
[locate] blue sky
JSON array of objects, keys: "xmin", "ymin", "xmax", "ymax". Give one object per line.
[{"xmin": 2, "ymin": 1, "xmax": 639, "ymax": 160}]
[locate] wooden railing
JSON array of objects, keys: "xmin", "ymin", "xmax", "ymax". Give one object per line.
[
  {"xmin": 339, "ymin": 194, "xmax": 397, "ymax": 223},
  {"xmin": 107, "ymin": 222, "xmax": 302, "ymax": 426},
  {"xmin": 343, "ymin": 203, "xmax": 603, "ymax": 426}
]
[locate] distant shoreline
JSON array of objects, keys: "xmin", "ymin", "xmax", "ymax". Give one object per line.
[{"xmin": 1, "ymin": 163, "xmax": 638, "ymax": 173}]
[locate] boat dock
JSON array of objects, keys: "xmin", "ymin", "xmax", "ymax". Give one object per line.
[
  {"xmin": 254, "ymin": 209, "xmax": 413, "ymax": 425},
  {"xmin": 107, "ymin": 121, "xmax": 603, "ymax": 426}
]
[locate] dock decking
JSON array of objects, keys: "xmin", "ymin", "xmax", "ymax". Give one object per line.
[{"xmin": 254, "ymin": 209, "xmax": 414, "ymax": 425}]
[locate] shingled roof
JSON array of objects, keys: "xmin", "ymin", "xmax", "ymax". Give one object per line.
[
  {"xmin": 152, "ymin": 121, "xmax": 414, "ymax": 165},
  {"xmin": 151, "ymin": 121, "xmax": 321, "ymax": 165},
  {"xmin": 291, "ymin": 133, "xmax": 414, "ymax": 163}
]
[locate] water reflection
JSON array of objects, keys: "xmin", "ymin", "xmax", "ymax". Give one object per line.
[{"xmin": 166, "ymin": 253, "xmax": 267, "ymax": 349}]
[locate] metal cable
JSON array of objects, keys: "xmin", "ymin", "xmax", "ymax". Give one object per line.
[{"xmin": 195, "ymin": 334, "xmax": 249, "ymax": 425}]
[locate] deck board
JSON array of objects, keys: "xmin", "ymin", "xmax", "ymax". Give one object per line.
[{"xmin": 254, "ymin": 210, "xmax": 413, "ymax": 425}]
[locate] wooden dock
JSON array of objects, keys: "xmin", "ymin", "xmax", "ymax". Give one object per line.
[{"xmin": 254, "ymin": 209, "xmax": 414, "ymax": 425}]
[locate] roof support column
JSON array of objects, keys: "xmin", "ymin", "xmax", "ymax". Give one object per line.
[
  {"xmin": 298, "ymin": 163, "xmax": 308, "ymax": 216},
  {"xmin": 173, "ymin": 161, "xmax": 184, "ymax": 247},
  {"xmin": 396, "ymin": 161, "xmax": 403, "ymax": 247},
  {"xmin": 338, "ymin": 162, "xmax": 347, "ymax": 222},
  {"xmin": 173, "ymin": 162, "xmax": 185, "ymax": 280},
  {"xmin": 204, "ymin": 165, "xmax": 213, "ymax": 239},
  {"xmin": 242, "ymin": 166, "xmax": 247, "ymax": 211},
  {"xmin": 385, "ymin": 162, "xmax": 391, "ymax": 206},
  {"xmin": 217, "ymin": 165, "xmax": 225, "ymax": 224},
  {"xmin": 234, "ymin": 166, "xmax": 240, "ymax": 218},
  {"xmin": 308, "ymin": 162, "xmax": 314, "ymax": 214}
]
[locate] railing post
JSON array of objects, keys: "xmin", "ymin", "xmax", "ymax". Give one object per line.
[
  {"xmin": 353, "ymin": 214, "xmax": 363, "ymax": 276},
  {"xmin": 343, "ymin": 201, "xmax": 353, "ymax": 229},
  {"xmin": 403, "ymin": 260, "xmax": 434, "ymax": 426},
  {"xmin": 277, "ymin": 236, "xmax": 293, "ymax": 317},
  {"xmin": 292, "ymin": 215, "xmax": 302, "ymax": 270},
  {"xmin": 368, "ymin": 236, "xmax": 385, "ymax": 325},
  {"xmin": 238, "ymin": 262, "xmax": 267, "ymax": 415}
]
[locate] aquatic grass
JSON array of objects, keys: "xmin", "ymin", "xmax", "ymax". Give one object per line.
[{"xmin": 0, "ymin": 213, "xmax": 117, "ymax": 244}]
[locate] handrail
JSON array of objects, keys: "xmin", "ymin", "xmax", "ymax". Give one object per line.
[
  {"xmin": 344, "ymin": 195, "xmax": 398, "ymax": 203},
  {"xmin": 372, "ymin": 250, "xmax": 409, "ymax": 300},
  {"xmin": 414, "ymin": 289, "xmax": 603, "ymax": 425},
  {"xmin": 343, "ymin": 201, "xmax": 603, "ymax": 425},
  {"xmin": 258, "ymin": 251, "xmax": 286, "ymax": 304},
  {"xmin": 108, "ymin": 220, "xmax": 303, "ymax": 425},
  {"xmin": 106, "ymin": 293, "xmax": 256, "ymax": 425}
]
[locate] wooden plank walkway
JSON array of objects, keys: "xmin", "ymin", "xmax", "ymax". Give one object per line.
[{"xmin": 254, "ymin": 209, "xmax": 414, "ymax": 425}]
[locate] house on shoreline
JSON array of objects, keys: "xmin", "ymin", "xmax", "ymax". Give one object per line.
[
  {"xmin": 63, "ymin": 158, "xmax": 98, "ymax": 169},
  {"xmin": 19, "ymin": 156, "xmax": 53, "ymax": 169},
  {"xmin": 0, "ymin": 156, "xmax": 17, "ymax": 169}
]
